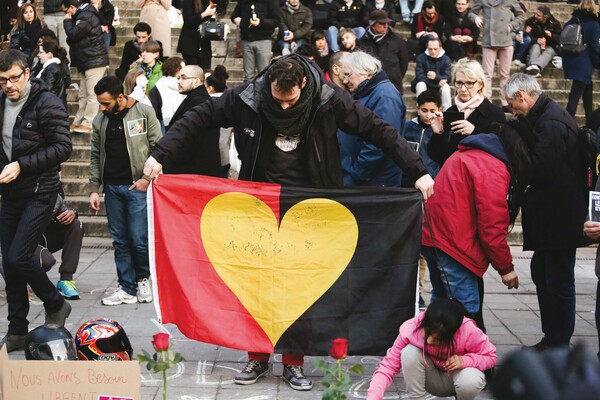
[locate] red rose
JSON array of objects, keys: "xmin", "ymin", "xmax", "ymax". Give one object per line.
[
  {"xmin": 330, "ymin": 338, "xmax": 348, "ymax": 359},
  {"xmin": 152, "ymin": 333, "xmax": 170, "ymax": 351}
]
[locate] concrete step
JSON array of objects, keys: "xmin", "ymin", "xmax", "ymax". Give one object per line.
[
  {"xmin": 79, "ymin": 215, "xmax": 110, "ymax": 237},
  {"xmin": 65, "ymin": 196, "xmax": 107, "ymax": 217}
]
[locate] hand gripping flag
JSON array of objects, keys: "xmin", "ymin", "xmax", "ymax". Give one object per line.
[{"xmin": 148, "ymin": 175, "xmax": 422, "ymax": 356}]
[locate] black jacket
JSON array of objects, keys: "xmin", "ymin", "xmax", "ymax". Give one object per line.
[
  {"xmin": 177, "ymin": 0, "xmax": 228, "ymax": 56},
  {"xmin": 328, "ymin": 0, "xmax": 365, "ymax": 29},
  {"xmin": 520, "ymin": 93, "xmax": 588, "ymax": 250},
  {"xmin": 0, "ymin": 78, "xmax": 72, "ymax": 199},
  {"xmin": 231, "ymin": 0, "xmax": 281, "ymax": 42},
  {"xmin": 152, "ymin": 55, "xmax": 427, "ymax": 186},
  {"xmin": 427, "ymin": 98, "xmax": 506, "ymax": 164},
  {"xmin": 39, "ymin": 62, "xmax": 71, "ymax": 107},
  {"xmin": 64, "ymin": 3, "xmax": 108, "ymax": 72},
  {"xmin": 164, "ymin": 85, "xmax": 221, "ymax": 176},
  {"xmin": 357, "ymin": 27, "xmax": 408, "ymax": 93}
]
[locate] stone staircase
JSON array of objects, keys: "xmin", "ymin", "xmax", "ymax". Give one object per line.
[{"xmin": 55, "ymin": 0, "xmax": 595, "ymax": 243}]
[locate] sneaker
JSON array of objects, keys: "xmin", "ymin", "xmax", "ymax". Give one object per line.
[
  {"xmin": 69, "ymin": 124, "xmax": 82, "ymax": 132},
  {"xmin": 137, "ymin": 278, "xmax": 153, "ymax": 303},
  {"xmin": 0, "ymin": 333, "xmax": 26, "ymax": 352},
  {"xmin": 281, "ymin": 47, "xmax": 291, "ymax": 56},
  {"xmin": 512, "ymin": 59, "xmax": 525, "ymax": 68},
  {"xmin": 57, "ymin": 280, "xmax": 80, "ymax": 300},
  {"xmin": 525, "ymin": 64, "xmax": 540, "ymax": 75},
  {"xmin": 234, "ymin": 360, "xmax": 269, "ymax": 385},
  {"xmin": 44, "ymin": 300, "xmax": 72, "ymax": 327},
  {"xmin": 101, "ymin": 287, "xmax": 137, "ymax": 306},
  {"xmin": 72, "ymin": 125, "xmax": 93, "ymax": 134},
  {"xmin": 282, "ymin": 364, "xmax": 312, "ymax": 391}
]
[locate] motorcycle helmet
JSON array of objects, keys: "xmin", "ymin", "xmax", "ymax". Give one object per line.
[
  {"xmin": 75, "ymin": 318, "xmax": 133, "ymax": 361},
  {"xmin": 25, "ymin": 326, "xmax": 78, "ymax": 360}
]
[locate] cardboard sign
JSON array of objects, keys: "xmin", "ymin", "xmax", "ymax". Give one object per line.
[{"xmin": 0, "ymin": 346, "xmax": 140, "ymax": 400}]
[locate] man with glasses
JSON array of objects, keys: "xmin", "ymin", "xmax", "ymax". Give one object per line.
[
  {"xmin": 161, "ymin": 65, "xmax": 221, "ymax": 176},
  {"xmin": 0, "ymin": 49, "xmax": 73, "ymax": 352},
  {"xmin": 89, "ymin": 75, "xmax": 162, "ymax": 306},
  {"xmin": 411, "ymin": 37, "xmax": 452, "ymax": 110}
]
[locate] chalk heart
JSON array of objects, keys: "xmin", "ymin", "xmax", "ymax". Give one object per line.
[{"xmin": 200, "ymin": 192, "xmax": 359, "ymax": 346}]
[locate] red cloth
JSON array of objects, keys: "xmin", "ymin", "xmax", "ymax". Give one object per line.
[{"xmin": 421, "ymin": 146, "xmax": 514, "ymax": 277}]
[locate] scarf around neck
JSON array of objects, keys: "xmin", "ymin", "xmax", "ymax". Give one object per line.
[
  {"xmin": 416, "ymin": 10, "xmax": 438, "ymax": 33},
  {"xmin": 259, "ymin": 65, "xmax": 317, "ymax": 137},
  {"xmin": 454, "ymin": 93, "xmax": 484, "ymax": 119}
]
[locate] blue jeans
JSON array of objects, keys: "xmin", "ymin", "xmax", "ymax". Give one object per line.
[
  {"xmin": 421, "ymin": 246, "xmax": 480, "ymax": 313},
  {"xmin": 104, "ymin": 185, "xmax": 150, "ymax": 295},
  {"xmin": 278, "ymin": 38, "xmax": 306, "ymax": 53},
  {"xmin": 530, "ymin": 249, "xmax": 576, "ymax": 347},
  {"xmin": 513, "ymin": 34, "xmax": 531, "ymax": 62},
  {"xmin": 326, "ymin": 26, "xmax": 366, "ymax": 53}
]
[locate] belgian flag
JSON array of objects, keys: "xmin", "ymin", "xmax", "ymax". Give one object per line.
[{"xmin": 149, "ymin": 175, "xmax": 422, "ymax": 356}]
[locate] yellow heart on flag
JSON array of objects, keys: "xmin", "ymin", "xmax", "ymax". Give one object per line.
[{"xmin": 200, "ymin": 192, "xmax": 359, "ymax": 346}]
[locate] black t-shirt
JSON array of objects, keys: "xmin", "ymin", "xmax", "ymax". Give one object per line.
[
  {"xmin": 103, "ymin": 107, "xmax": 134, "ymax": 185},
  {"xmin": 262, "ymin": 116, "xmax": 309, "ymax": 186}
]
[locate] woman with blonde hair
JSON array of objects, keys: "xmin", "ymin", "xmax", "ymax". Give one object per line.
[
  {"xmin": 10, "ymin": 2, "xmax": 44, "ymax": 57},
  {"xmin": 562, "ymin": 0, "xmax": 600, "ymax": 124},
  {"xmin": 428, "ymin": 58, "xmax": 505, "ymax": 165}
]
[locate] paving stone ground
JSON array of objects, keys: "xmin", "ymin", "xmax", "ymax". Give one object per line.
[{"xmin": 3, "ymin": 240, "xmax": 597, "ymax": 399}]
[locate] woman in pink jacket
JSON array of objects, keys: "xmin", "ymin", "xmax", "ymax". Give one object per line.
[{"xmin": 367, "ymin": 297, "xmax": 497, "ymax": 400}]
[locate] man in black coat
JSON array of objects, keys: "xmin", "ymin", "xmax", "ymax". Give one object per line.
[
  {"xmin": 63, "ymin": 0, "xmax": 108, "ymax": 134},
  {"xmin": 504, "ymin": 73, "xmax": 588, "ymax": 351},
  {"xmin": 141, "ymin": 55, "xmax": 435, "ymax": 391},
  {"xmin": 0, "ymin": 50, "xmax": 73, "ymax": 352},
  {"xmin": 163, "ymin": 65, "xmax": 221, "ymax": 176},
  {"xmin": 357, "ymin": 10, "xmax": 408, "ymax": 94}
]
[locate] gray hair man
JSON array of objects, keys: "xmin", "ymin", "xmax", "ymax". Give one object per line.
[{"xmin": 504, "ymin": 73, "xmax": 587, "ymax": 351}]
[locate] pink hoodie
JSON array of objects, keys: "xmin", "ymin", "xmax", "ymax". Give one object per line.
[{"xmin": 367, "ymin": 313, "xmax": 497, "ymax": 400}]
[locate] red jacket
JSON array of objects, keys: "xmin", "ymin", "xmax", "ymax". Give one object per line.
[{"xmin": 421, "ymin": 142, "xmax": 514, "ymax": 277}]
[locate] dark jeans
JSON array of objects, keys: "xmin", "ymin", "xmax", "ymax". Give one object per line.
[
  {"xmin": 567, "ymin": 80, "xmax": 593, "ymax": 122},
  {"xmin": 40, "ymin": 217, "xmax": 84, "ymax": 281},
  {"xmin": 597, "ymin": 281, "xmax": 600, "ymax": 360},
  {"xmin": 104, "ymin": 185, "xmax": 150, "ymax": 295},
  {"xmin": 0, "ymin": 191, "xmax": 64, "ymax": 335},
  {"xmin": 530, "ymin": 248, "xmax": 576, "ymax": 347}
]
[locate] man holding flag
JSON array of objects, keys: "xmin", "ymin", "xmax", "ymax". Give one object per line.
[{"xmin": 141, "ymin": 54, "xmax": 434, "ymax": 391}]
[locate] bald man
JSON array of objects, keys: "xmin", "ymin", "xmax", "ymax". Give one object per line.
[{"xmin": 163, "ymin": 65, "xmax": 222, "ymax": 176}]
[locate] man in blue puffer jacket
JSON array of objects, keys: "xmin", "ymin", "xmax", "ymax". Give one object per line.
[{"xmin": 337, "ymin": 51, "xmax": 406, "ymax": 187}]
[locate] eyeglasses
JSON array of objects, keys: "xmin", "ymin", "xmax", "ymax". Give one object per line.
[
  {"xmin": 178, "ymin": 75, "xmax": 199, "ymax": 80},
  {"xmin": 342, "ymin": 71, "xmax": 354, "ymax": 80},
  {"xmin": 0, "ymin": 70, "xmax": 25, "ymax": 85},
  {"xmin": 454, "ymin": 80, "xmax": 477, "ymax": 89}
]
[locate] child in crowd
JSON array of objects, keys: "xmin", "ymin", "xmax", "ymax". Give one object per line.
[
  {"xmin": 401, "ymin": 89, "xmax": 441, "ymax": 186},
  {"xmin": 367, "ymin": 297, "xmax": 496, "ymax": 400},
  {"xmin": 130, "ymin": 39, "xmax": 163, "ymax": 93}
]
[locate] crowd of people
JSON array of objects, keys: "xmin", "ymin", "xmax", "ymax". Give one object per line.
[{"xmin": 0, "ymin": 0, "xmax": 599, "ymax": 398}]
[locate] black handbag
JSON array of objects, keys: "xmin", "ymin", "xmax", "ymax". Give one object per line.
[{"xmin": 199, "ymin": 19, "xmax": 229, "ymax": 41}]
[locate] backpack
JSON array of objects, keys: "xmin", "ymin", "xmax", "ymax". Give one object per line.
[{"xmin": 558, "ymin": 19, "xmax": 587, "ymax": 55}]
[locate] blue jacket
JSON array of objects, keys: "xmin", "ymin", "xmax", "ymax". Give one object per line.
[
  {"xmin": 563, "ymin": 10, "xmax": 600, "ymax": 84},
  {"xmin": 401, "ymin": 118, "xmax": 440, "ymax": 186},
  {"xmin": 338, "ymin": 71, "xmax": 406, "ymax": 187},
  {"xmin": 411, "ymin": 49, "xmax": 452, "ymax": 92}
]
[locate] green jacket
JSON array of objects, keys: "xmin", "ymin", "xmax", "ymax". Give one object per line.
[{"xmin": 88, "ymin": 100, "xmax": 162, "ymax": 193}]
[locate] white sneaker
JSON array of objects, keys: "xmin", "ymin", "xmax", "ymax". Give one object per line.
[
  {"xmin": 512, "ymin": 60, "xmax": 525, "ymax": 68},
  {"xmin": 137, "ymin": 278, "xmax": 153, "ymax": 303},
  {"xmin": 102, "ymin": 287, "xmax": 137, "ymax": 306}
]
